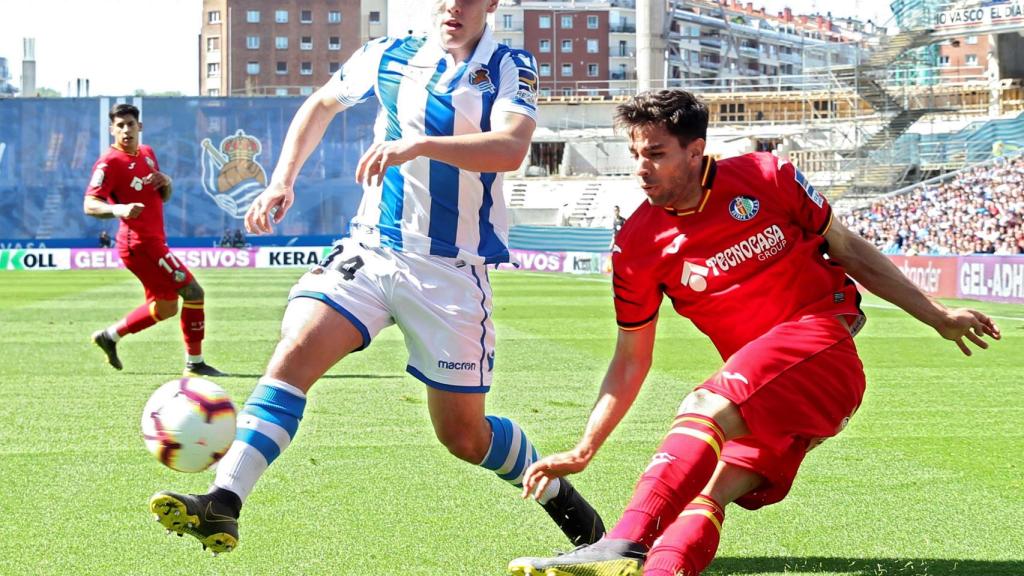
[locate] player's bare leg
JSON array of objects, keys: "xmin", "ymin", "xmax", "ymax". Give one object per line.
[
  {"xmin": 92, "ymin": 299, "xmax": 177, "ymax": 371},
  {"xmin": 430, "ymin": 389, "xmax": 605, "ymax": 546},
  {"xmin": 151, "ymin": 298, "xmax": 362, "ymax": 554},
  {"xmin": 509, "ymin": 390, "xmax": 746, "ymax": 574},
  {"xmin": 178, "ymin": 280, "xmax": 227, "ymax": 377}
]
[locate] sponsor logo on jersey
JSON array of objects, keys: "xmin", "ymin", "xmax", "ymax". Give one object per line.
[
  {"xmin": 704, "ymin": 224, "xmax": 787, "ymax": 276},
  {"xmin": 200, "ymin": 130, "xmax": 267, "ymax": 219},
  {"xmin": 728, "ymin": 196, "xmax": 760, "ymax": 221},
  {"xmin": 794, "ymin": 168, "xmax": 824, "ymax": 208},
  {"xmin": 515, "ymin": 67, "xmax": 538, "ymax": 106},
  {"xmin": 438, "ymin": 360, "xmax": 477, "ymax": 371},
  {"xmin": 468, "ymin": 67, "xmax": 496, "ymax": 94},
  {"xmin": 128, "ymin": 162, "xmax": 136, "ymax": 170}
]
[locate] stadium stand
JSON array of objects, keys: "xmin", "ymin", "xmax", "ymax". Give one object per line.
[{"xmin": 845, "ymin": 155, "xmax": 1024, "ymax": 256}]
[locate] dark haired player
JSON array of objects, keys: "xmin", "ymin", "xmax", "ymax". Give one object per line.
[
  {"xmin": 509, "ymin": 89, "xmax": 1000, "ymax": 576},
  {"xmin": 84, "ymin": 103, "xmax": 225, "ymax": 377}
]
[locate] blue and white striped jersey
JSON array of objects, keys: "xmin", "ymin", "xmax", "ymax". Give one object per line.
[{"xmin": 329, "ymin": 25, "xmax": 539, "ymax": 264}]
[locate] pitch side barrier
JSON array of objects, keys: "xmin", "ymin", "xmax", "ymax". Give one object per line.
[{"xmin": 3, "ymin": 248, "xmax": 1023, "ymax": 305}]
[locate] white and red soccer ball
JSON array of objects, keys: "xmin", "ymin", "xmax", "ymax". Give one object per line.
[{"xmin": 141, "ymin": 377, "xmax": 236, "ymax": 473}]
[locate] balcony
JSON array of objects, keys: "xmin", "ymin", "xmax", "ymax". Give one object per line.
[
  {"xmin": 609, "ymin": 23, "xmax": 635, "ymax": 33},
  {"xmin": 700, "ymin": 36, "xmax": 722, "ymax": 49},
  {"xmin": 739, "ymin": 45, "xmax": 759, "ymax": 58},
  {"xmin": 700, "ymin": 59, "xmax": 721, "ymax": 70}
]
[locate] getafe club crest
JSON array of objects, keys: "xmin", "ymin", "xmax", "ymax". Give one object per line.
[
  {"xmin": 728, "ymin": 196, "xmax": 760, "ymax": 221},
  {"xmin": 200, "ymin": 130, "xmax": 267, "ymax": 219}
]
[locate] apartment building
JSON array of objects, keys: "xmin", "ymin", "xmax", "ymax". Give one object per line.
[
  {"xmin": 200, "ymin": 0, "xmax": 384, "ymax": 96},
  {"xmin": 938, "ymin": 34, "xmax": 991, "ymax": 80},
  {"xmin": 667, "ymin": 1, "xmax": 868, "ymax": 81},
  {"xmin": 496, "ymin": 0, "xmax": 874, "ymax": 97}
]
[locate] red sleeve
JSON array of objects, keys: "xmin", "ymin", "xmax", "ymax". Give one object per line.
[
  {"xmin": 85, "ymin": 157, "xmax": 116, "ymax": 202},
  {"xmin": 776, "ymin": 159, "xmax": 833, "ymax": 236},
  {"xmin": 612, "ymin": 247, "xmax": 661, "ymax": 331},
  {"xmin": 145, "ymin": 146, "xmax": 161, "ymax": 173}
]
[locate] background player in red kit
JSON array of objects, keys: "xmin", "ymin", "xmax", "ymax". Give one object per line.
[
  {"xmin": 508, "ymin": 90, "xmax": 1001, "ymax": 576},
  {"xmin": 84, "ymin": 103, "xmax": 225, "ymax": 378}
]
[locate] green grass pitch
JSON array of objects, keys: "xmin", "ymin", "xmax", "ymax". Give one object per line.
[{"xmin": 0, "ymin": 268, "xmax": 1021, "ymax": 575}]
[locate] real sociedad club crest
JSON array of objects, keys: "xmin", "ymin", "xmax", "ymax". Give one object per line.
[
  {"xmin": 468, "ymin": 67, "xmax": 496, "ymax": 94},
  {"xmin": 728, "ymin": 195, "xmax": 760, "ymax": 221},
  {"xmin": 200, "ymin": 130, "xmax": 267, "ymax": 219}
]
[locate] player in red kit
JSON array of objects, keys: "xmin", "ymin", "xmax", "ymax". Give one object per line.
[
  {"xmin": 84, "ymin": 103, "xmax": 226, "ymax": 377},
  {"xmin": 508, "ymin": 90, "xmax": 1000, "ymax": 576}
]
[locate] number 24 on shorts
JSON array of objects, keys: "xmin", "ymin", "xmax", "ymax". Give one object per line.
[{"xmin": 320, "ymin": 245, "xmax": 364, "ymax": 281}]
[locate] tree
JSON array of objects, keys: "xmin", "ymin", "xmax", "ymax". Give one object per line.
[{"xmin": 35, "ymin": 87, "xmax": 61, "ymax": 97}]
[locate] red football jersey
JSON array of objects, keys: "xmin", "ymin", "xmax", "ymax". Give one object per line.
[
  {"xmin": 84, "ymin": 144, "xmax": 166, "ymax": 247},
  {"xmin": 612, "ymin": 153, "xmax": 862, "ymax": 359}
]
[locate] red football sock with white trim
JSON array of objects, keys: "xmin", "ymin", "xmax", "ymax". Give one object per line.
[
  {"xmin": 607, "ymin": 414, "xmax": 724, "ymax": 547},
  {"xmin": 644, "ymin": 495, "xmax": 726, "ymax": 576},
  {"xmin": 114, "ymin": 302, "xmax": 161, "ymax": 336},
  {"xmin": 180, "ymin": 300, "xmax": 205, "ymax": 356}
]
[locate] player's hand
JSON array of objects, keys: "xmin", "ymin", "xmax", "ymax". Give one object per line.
[
  {"xmin": 355, "ymin": 138, "xmax": 423, "ymax": 187},
  {"xmin": 143, "ymin": 171, "xmax": 171, "ymax": 190},
  {"xmin": 935, "ymin": 307, "xmax": 1001, "ymax": 356},
  {"xmin": 112, "ymin": 203, "xmax": 144, "ymax": 219},
  {"xmin": 245, "ymin": 180, "xmax": 294, "ymax": 234},
  {"xmin": 521, "ymin": 448, "xmax": 592, "ymax": 501}
]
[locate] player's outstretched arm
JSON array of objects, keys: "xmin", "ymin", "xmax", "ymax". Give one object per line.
[
  {"xmin": 356, "ymin": 112, "xmax": 535, "ymax": 187},
  {"xmin": 824, "ymin": 218, "xmax": 1001, "ymax": 355},
  {"xmin": 245, "ymin": 85, "xmax": 348, "ymax": 234},
  {"xmin": 522, "ymin": 321, "xmax": 657, "ymax": 500},
  {"xmin": 84, "ymin": 195, "xmax": 143, "ymax": 219}
]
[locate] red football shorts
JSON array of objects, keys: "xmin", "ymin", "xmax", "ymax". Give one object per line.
[
  {"xmin": 698, "ymin": 314, "xmax": 866, "ymax": 510},
  {"xmin": 120, "ymin": 242, "xmax": 194, "ymax": 301}
]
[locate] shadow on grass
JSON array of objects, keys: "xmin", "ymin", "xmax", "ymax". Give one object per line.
[{"xmin": 707, "ymin": 556, "xmax": 1023, "ymax": 576}]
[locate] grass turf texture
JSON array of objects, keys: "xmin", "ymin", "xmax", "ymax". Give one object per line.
[{"xmin": 0, "ymin": 268, "xmax": 1021, "ymax": 576}]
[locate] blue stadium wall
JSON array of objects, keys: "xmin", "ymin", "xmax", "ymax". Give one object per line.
[{"xmin": 0, "ymin": 96, "xmax": 377, "ymax": 247}]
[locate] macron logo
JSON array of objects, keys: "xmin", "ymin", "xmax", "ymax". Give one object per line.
[{"xmin": 438, "ymin": 360, "xmax": 477, "ymax": 371}]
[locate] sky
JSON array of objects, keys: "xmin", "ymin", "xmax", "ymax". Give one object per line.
[
  {"xmin": 0, "ymin": 0, "xmax": 896, "ymax": 97},
  {"xmin": 0, "ymin": 0, "xmax": 203, "ymax": 96}
]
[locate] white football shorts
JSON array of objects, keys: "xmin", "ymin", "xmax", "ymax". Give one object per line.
[{"xmin": 288, "ymin": 237, "xmax": 496, "ymax": 393}]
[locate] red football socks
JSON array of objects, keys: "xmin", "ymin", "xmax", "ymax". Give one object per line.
[
  {"xmin": 607, "ymin": 414, "xmax": 724, "ymax": 547},
  {"xmin": 180, "ymin": 300, "xmax": 205, "ymax": 356},
  {"xmin": 644, "ymin": 495, "xmax": 726, "ymax": 576},
  {"xmin": 115, "ymin": 302, "xmax": 160, "ymax": 336}
]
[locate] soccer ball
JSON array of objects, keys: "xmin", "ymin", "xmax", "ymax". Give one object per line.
[{"xmin": 141, "ymin": 377, "xmax": 237, "ymax": 473}]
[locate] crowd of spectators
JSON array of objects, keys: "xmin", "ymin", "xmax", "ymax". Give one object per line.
[{"xmin": 844, "ymin": 156, "xmax": 1024, "ymax": 255}]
